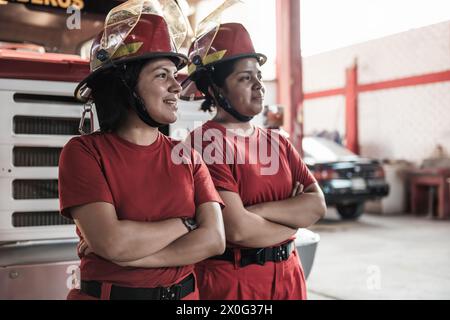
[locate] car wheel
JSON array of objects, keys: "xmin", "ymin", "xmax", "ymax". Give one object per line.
[{"xmin": 336, "ymin": 203, "xmax": 364, "ymax": 220}]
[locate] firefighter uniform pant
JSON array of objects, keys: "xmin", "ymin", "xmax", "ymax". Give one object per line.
[{"xmin": 195, "ymin": 249, "xmax": 307, "ymax": 300}]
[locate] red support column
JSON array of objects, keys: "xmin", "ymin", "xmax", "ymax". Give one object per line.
[
  {"xmin": 276, "ymin": 0, "xmax": 303, "ymax": 153},
  {"xmin": 345, "ymin": 61, "xmax": 359, "ymax": 154}
]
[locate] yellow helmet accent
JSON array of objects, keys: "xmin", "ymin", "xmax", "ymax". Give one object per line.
[{"xmin": 187, "ymin": 49, "xmax": 227, "ymax": 75}]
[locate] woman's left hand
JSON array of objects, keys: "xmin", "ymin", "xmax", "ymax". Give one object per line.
[
  {"xmin": 77, "ymin": 239, "xmax": 94, "ymax": 258},
  {"xmin": 78, "ymin": 239, "xmax": 135, "ymax": 267},
  {"xmin": 291, "ymin": 181, "xmax": 304, "ymax": 197}
]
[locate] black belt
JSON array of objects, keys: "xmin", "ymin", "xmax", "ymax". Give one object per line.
[
  {"xmin": 80, "ymin": 273, "xmax": 195, "ymax": 300},
  {"xmin": 210, "ymin": 240, "xmax": 295, "ymax": 267}
]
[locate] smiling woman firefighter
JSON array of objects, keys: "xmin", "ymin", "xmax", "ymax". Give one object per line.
[
  {"xmin": 58, "ymin": 0, "xmax": 225, "ymax": 300},
  {"xmin": 181, "ymin": 1, "xmax": 327, "ymax": 300}
]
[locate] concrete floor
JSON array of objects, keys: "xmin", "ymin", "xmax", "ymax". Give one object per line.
[{"xmin": 305, "ymin": 208, "xmax": 450, "ymax": 300}]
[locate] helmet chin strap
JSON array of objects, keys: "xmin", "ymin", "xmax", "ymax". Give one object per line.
[
  {"xmin": 210, "ymin": 84, "xmax": 254, "ymax": 123},
  {"xmin": 118, "ymin": 70, "xmax": 165, "ymax": 128},
  {"xmin": 130, "ymin": 91, "xmax": 165, "ymax": 128}
]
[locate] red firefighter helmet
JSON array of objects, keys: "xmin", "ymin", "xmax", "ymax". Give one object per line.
[
  {"xmin": 181, "ymin": 22, "xmax": 267, "ymax": 101},
  {"xmin": 75, "ymin": 0, "xmax": 189, "ymax": 102}
]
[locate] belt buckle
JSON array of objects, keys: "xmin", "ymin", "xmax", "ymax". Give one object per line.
[
  {"xmin": 255, "ymin": 248, "xmax": 266, "ymax": 266},
  {"xmin": 160, "ymin": 284, "xmax": 182, "ymax": 300},
  {"xmin": 274, "ymin": 245, "xmax": 289, "ymax": 262}
]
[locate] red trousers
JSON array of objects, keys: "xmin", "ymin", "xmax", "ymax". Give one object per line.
[{"xmin": 195, "ymin": 249, "xmax": 307, "ymax": 300}]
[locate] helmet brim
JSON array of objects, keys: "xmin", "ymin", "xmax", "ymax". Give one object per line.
[
  {"xmin": 180, "ymin": 52, "xmax": 267, "ymax": 101},
  {"xmin": 74, "ymin": 52, "xmax": 188, "ymax": 102}
]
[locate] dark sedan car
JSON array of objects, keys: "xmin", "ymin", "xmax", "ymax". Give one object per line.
[{"xmin": 303, "ymin": 137, "xmax": 389, "ymax": 220}]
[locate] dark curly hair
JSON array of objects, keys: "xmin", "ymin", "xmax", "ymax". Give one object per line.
[{"xmin": 193, "ymin": 59, "xmax": 238, "ymax": 112}]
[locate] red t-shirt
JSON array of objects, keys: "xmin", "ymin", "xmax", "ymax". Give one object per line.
[
  {"xmin": 189, "ymin": 121, "xmax": 316, "ymax": 247},
  {"xmin": 58, "ymin": 131, "xmax": 223, "ymax": 288}
]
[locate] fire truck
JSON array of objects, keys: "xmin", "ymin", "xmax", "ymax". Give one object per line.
[{"xmin": 0, "ymin": 0, "xmax": 319, "ymax": 299}]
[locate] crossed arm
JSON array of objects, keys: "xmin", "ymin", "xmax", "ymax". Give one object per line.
[
  {"xmin": 220, "ymin": 182, "xmax": 327, "ymax": 248},
  {"xmin": 247, "ymin": 183, "xmax": 327, "ymax": 229},
  {"xmin": 74, "ymin": 182, "xmax": 326, "ymax": 262},
  {"xmin": 72, "ymin": 201, "xmax": 225, "ymax": 267}
]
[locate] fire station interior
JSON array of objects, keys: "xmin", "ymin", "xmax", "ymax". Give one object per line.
[{"xmin": 0, "ymin": 0, "xmax": 450, "ymax": 301}]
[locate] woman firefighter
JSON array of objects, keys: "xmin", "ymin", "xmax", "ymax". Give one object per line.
[
  {"xmin": 58, "ymin": 0, "xmax": 225, "ymax": 300},
  {"xmin": 182, "ymin": 15, "xmax": 327, "ymax": 299}
]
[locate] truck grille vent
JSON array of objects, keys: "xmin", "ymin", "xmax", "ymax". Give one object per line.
[
  {"xmin": 13, "ymin": 116, "xmax": 91, "ymax": 135},
  {"xmin": 13, "ymin": 179, "xmax": 58, "ymax": 199},
  {"xmin": 13, "ymin": 147, "xmax": 62, "ymax": 167},
  {"xmin": 13, "ymin": 93, "xmax": 81, "ymax": 105},
  {"xmin": 12, "ymin": 211, "xmax": 74, "ymax": 227}
]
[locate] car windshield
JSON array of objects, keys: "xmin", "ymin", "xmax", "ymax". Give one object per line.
[{"xmin": 303, "ymin": 137, "xmax": 357, "ymax": 163}]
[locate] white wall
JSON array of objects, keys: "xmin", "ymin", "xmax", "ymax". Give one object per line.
[{"xmin": 359, "ymin": 82, "xmax": 450, "ymax": 163}]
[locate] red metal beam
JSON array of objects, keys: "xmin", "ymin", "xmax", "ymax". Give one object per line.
[
  {"xmin": 304, "ymin": 69, "xmax": 450, "ymax": 99},
  {"xmin": 345, "ymin": 63, "xmax": 359, "ymax": 154},
  {"xmin": 358, "ymin": 70, "xmax": 450, "ymax": 92},
  {"xmin": 303, "ymin": 88, "xmax": 345, "ymax": 100},
  {"xmin": 276, "ymin": 0, "xmax": 303, "ymax": 152}
]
